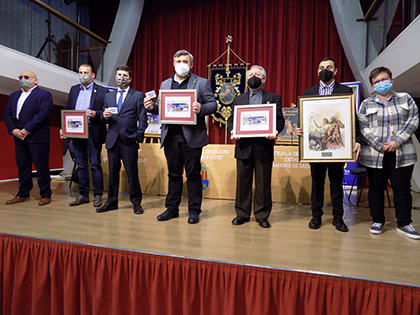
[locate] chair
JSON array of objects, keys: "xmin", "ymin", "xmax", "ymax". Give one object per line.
[
  {"xmin": 68, "ymin": 142, "xmax": 78, "ymax": 188},
  {"xmin": 349, "ymin": 167, "xmax": 391, "ymax": 207}
]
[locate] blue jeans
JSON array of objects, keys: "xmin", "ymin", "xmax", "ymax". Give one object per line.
[{"xmin": 72, "ymin": 134, "xmax": 103, "ymax": 198}]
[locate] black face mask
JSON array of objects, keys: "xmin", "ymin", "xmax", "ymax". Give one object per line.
[
  {"xmin": 319, "ymin": 69, "xmax": 333, "ymax": 83},
  {"xmin": 247, "ymin": 76, "xmax": 262, "ymax": 89}
]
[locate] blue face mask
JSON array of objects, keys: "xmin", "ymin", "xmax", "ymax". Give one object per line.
[{"xmin": 374, "ymin": 80, "xmax": 392, "ymax": 94}]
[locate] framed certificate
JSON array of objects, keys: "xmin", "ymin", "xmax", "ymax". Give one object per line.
[
  {"xmin": 298, "ymin": 94, "xmax": 355, "ymax": 162},
  {"xmin": 61, "ymin": 110, "xmax": 88, "ymax": 139},
  {"xmin": 159, "ymin": 89, "xmax": 197, "ymax": 124},
  {"xmin": 232, "ymin": 103, "xmax": 276, "ymax": 138}
]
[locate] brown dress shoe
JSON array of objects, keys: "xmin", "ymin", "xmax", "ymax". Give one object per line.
[
  {"xmin": 38, "ymin": 197, "xmax": 51, "ymax": 206},
  {"xmin": 6, "ymin": 196, "xmax": 29, "ymax": 205}
]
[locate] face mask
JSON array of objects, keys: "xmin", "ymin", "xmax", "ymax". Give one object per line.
[
  {"xmin": 374, "ymin": 80, "xmax": 392, "ymax": 94},
  {"xmin": 116, "ymin": 75, "xmax": 129, "ymax": 89},
  {"xmin": 20, "ymin": 78, "xmax": 32, "ymax": 90},
  {"xmin": 175, "ymin": 63, "xmax": 190, "ymax": 77},
  {"xmin": 319, "ymin": 69, "xmax": 334, "ymax": 83},
  {"xmin": 79, "ymin": 74, "xmax": 91, "ymax": 86},
  {"xmin": 247, "ymin": 76, "xmax": 262, "ymax": 89}
]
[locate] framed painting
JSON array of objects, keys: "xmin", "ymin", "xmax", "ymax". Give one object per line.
[
  {"xmin": 277, "ymin": 107, "xmax": 299, "ymax": 145},
  {"xmin": 298, "ymin": 94, "xmax": 356, "ymax": 162}
]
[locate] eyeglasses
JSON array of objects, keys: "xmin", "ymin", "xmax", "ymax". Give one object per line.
[
  {"xmin": 373, "ymin": 77, "xmax": 390, "ymax": 85},
  {"xmin": 18, "ymin": 75, "xmax": 32, "ymax": 80}
]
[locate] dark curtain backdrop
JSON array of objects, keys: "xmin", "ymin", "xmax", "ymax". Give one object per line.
[
  {"xmin": 127, "ymin": 0, "xmax": 355, "ymax": 144},
  {"xmin": 1, "ymin": 234, "xmax": 420, "ymax": 315}
]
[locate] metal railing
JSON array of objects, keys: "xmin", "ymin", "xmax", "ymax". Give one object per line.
[
  {"xmin": 0, "ymin": 0, "xmax": 108, "ymax": 80},
  {"xmin": 363, "ymin": 0, "xmax": 420, "ymax": 66}
]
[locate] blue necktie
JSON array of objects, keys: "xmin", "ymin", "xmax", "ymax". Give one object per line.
[{"xmin": 117, "ymin": 90, "xmax": 124, "ymax": 112}]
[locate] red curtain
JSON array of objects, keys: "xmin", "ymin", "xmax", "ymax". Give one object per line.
[
  {"xmin": 1, "ymin": 234, "xmax": 420, "ymax": 315},
  {"xmin": 128, "ymin": 0, "xmax": 355, "ymax": 144}
]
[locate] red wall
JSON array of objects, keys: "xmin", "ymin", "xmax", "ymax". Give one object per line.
[{"xmin": 0, "ymin": 94, "xmax": 63, "ymax": 181}]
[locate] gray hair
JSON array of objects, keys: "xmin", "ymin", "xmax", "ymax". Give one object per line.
[
  {"xmin": 173, "ymin": 50, "xmax": 194, "ymax": 64},
  {"xmin": 248, "ymin": 65, "xmax": 267, "ymax": 79}
]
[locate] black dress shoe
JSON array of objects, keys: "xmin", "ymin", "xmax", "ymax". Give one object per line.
[
  {"xmin": 308, "ymin": 217, "xmax": 322, "ymax": 229},
  {"xmin": 257, "ymin": 219, "xmax": 271, "ymax": 228},
  {"xmin": 333, "ymin": 217, "xmax": 348, "ymax": 232},
  {"xmin": 188, "ymin": 212, "xmax": 200, "ymax": 224},
  {"xmin": 157, "ymin": 209, "xmax": 179, "ymax": 221},
  {"xmin": 133, "ymin": 205, "xmax": 144, "ymax": 215},
  {"xmin": 96, "ymin": 203, "xmax": 118, "ymax": 213},
  {"xmin": 231, "ymin": 216, "xmax": 250, "ymax": 225},
  {"xmin": 69, "ymin": 195, "xmax": 90, "ymax": 206}
]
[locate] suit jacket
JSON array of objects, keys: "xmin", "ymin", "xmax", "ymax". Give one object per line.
[
  {"xmin": 65, "ymin": 82, "xmax": 109, "ymax": 144},
  {"xmin": 227, "ymin": 90, "xmax": 285, "ymax": 162},
  {"xmin": 4, "ymin": 86, "xmax": 54, "ymax": 144},
  {"xmin": 103, "ymin": 87, "xmax": 148, "ymax": 150},
  {"xmin": 304, "ymin": 82, "xmax": 362, "ymax": 143},
  {"xmin": 150, "ymin": 73, "xmax": 217, "ymax": 149},
  {"xmin": 303, "ymin": 81, "xmax": 352, "ymax": 96}
]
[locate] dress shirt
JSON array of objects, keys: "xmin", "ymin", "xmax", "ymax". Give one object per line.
[
  {"xmin": 249, "ymin": 89, "xmax": 262, "ymax": 104},
  {"xmin": 75, "ymin": 83, "xmax": 93, "ymax": 110},
  {"xmin": 318, "ymin": 80, "xmax": 335, "ymax": 95},
  {"xmin": 16, "ymin": 85, "xmax": 37, "ymax": 119},
  {"xmin": 116, "ymin": 87, "xmax": 130, "ymax": 104}
]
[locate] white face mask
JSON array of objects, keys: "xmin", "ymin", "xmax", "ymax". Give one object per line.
[{"xmin": 175, "ymin": 63, "xmax": 190, "ymax": 77}]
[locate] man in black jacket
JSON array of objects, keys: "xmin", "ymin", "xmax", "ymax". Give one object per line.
[
  {"xmin": 296, "ymin": 57, "xmax": 361, "ymax": 232},
  {"xmin": 227, "ymin": 65, "xmax": 285, "ymax": 228}
]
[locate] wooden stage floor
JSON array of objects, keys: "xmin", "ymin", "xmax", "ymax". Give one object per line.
[{"xmin": 1, "ymin": 178, "xmax": 419, "ymax": 287}]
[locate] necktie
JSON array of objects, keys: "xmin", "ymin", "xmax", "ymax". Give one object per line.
[{"xmin": 117, "ymin": 90, "xmax": 124, "ymax": 112}]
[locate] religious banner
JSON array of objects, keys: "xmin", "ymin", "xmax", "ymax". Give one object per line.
[
  {"xmin": 208, "ymin": 63, "xmax": 248, "ymax": 124},
  {"xmin": 207, "ymin": 36, "xmax": 249, "ymax": 143}
]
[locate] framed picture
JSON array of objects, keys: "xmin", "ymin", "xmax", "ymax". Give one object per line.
[
  {"xmin": 232, "ymin": 103, "xmax": 276, "ymax": 138},
  {"xmin": 61, "ymin": 110, "xmax": 88, "ymax": 139},
  {"xmin": 159, "ymin": 89, "xmax": 197, "ymax": 124},
  {"xmin": 277, "ymin": 107, "xmax": 299, "ymax": 145},
  {"xmin": 298, "ymin": 94, "xmax": 355, "ymax": 162},
  {"xmin": 343, "ymin": 81, "xmax": 362, "ymax": 111}
]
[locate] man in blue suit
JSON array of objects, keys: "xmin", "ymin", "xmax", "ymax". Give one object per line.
[
  {"xmin": 144, "ymin": 50, "xmax": 217, "ymax": 224},
  {"xmin": 4, "ymin": 70, "xmax": 54, "ymax": 206},
  {"xmin": 61, "ymin": 64, "xmax": 108, "ymax": 207},
  {"xmin": 96, "ymin": 65, "xmax": 148, "ymax": 215}
]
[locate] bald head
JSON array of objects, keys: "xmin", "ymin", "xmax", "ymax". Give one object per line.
[{"xmin": 18, "ymin": 70, "xmax": 38, "ymax": 91}]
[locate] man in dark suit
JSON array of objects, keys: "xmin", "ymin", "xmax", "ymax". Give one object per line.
[
  {"xmin": 96, "ymin": 65, "xmax": 148, "ymax": 215},
  {"xmin": 227, "ymin": 65, "xmax": 285, "ymax": 228},
  {"xmin": 296, "ymin": 57, "xmax": 361, "ymax": 232},
  {"xmin": 61, "ymin": 64, "xmax": 108, "ymax": 207},
  {"xmin": 4, "ymin": 70, "xmax": 54, "ymax": 206},
  {"xmin": 144, "ymin": 50, "xmax": 217, "ymax": 224}
]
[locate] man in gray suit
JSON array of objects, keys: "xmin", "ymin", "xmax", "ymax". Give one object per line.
[{"xmin": 144, "ymin": 50, "xmax": 217, "ymax": 224}]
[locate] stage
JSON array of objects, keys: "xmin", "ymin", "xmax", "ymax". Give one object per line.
[{"xmin": 1, "ymin": 179, "xmax": 420, "ymax": 314}]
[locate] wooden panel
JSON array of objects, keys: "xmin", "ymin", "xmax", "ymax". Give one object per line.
[{"xmin": 101, "ymin": 144, "xmax": 334, "ymax": 205}]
